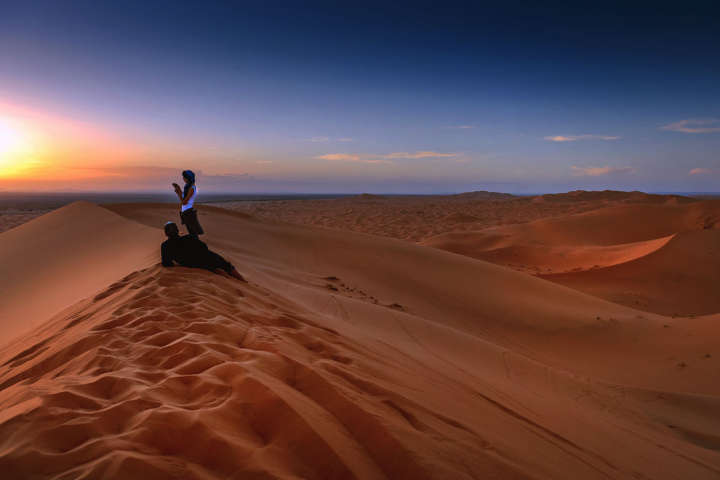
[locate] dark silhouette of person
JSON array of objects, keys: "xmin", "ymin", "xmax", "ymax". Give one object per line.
[{"xmin": 161, "ymin": 222, "xmax": 245, "ymax": 281}]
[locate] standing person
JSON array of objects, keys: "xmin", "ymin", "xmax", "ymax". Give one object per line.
[{"xmin": 172, "ymin": 170, "xmax": 204, "ymax": 236}]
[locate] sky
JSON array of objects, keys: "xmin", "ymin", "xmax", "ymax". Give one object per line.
[{"xmin": 0, "ymin": 0, "xmax": 719, "ymax": 193}]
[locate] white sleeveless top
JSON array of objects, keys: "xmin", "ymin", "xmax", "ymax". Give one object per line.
[{"xmin": 181, "ymin": 185, "xmax": 197, "ymax": 212}]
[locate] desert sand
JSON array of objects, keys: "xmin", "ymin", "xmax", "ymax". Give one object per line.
[
  {"xmin": 1, "ymin": 195, "xmax": 720, "ymax": 479},
  {"xmin": 216, "ymin": 191, "xmax": 720, "ymax": 316}
]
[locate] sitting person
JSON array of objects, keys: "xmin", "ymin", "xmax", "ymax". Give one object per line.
[{"xmin": 161, "ymin": 222, "xmax": 245, "ymax": 281}]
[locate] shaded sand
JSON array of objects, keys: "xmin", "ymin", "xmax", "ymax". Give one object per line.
[
  {"xmin": 0, "ymin": 202, "xmax": 160, "ymax": 341},
  {"xmin": 1, "ymin": 202, "xmax": 720, "ymax": 479}
]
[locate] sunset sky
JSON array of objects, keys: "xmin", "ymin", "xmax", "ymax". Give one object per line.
[{"xmin": 1, "ymin": 1, "xmax": 719, "ymax": 193}]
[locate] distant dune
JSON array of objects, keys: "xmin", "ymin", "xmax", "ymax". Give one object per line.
[
  {"xmin": 422, "ymin": 198, "xmax": 720, "ymax": 315},
  {"xmin": 1, "ymin": 200, "xmax": 720, "ymax": 478},
  {"xmin": 533, "ymin": 189, "xmax": 698, "ymax": 204},
  {"xmin": 210, "ymin": 190, "xmax": 621, "ymax": 242}
]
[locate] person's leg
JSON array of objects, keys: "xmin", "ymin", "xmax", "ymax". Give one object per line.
[
  {"xmin": 188, "ymin": 209, "xmax": 204, "ymax": 235},
  {"xmin": 181, "ymin": 209, "xmax": 204, "ymax": 236},
  {"xmin": 207, "ymin": 252, "xmax": 246, "ymax": 281}
]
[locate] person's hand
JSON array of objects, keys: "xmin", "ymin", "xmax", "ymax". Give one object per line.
[{"xmin": 172, "ymin": 182, "xmax": 181, "ymax": 192}]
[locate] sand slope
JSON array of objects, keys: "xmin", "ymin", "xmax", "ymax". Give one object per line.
[
  {"xmin": 423, "ymin": 200, "xmax": 720, "ymax": 314},
  {"xmin": 422, "ymin": 230, "xmax": 675, "ymax": 274},
  {"xmin": 542, "ymin": 229, "xmax": 720, "ymax": 316},
  {"xmin": 0, "ymin": 202, "xmax": 159, "ymax": 343},
  {"xmin": 1, "ymin": 203, "xmax": 719, "ymax": 479}
]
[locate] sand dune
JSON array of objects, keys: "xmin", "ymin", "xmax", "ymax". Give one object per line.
[
  {"xmin": 210, "ymin": 191, "xmax": 706, "ymax": 243},
  {"xmin": 210, "ymin": 191, "xmax": 615, "ymax": 242},
  {"xmin": 542, "ymin": 229, "xmax": 720, "ymax": 315},
  {"xmin": 422, "ymin": 199, "xmax": 720, "ymax": 314},
  {"xmin": 1, "ymin": 202, "xmax": 720, "ymax": 479},
  {"xmin": 422, "ymin": 230, "xmax": 675, "ymax": 273},
  {"xmin": 0, "ymin": 202, "xmax": 159, "ymax": 342},
  {"xmin": 450, "ymin": 201, "xmax": 720, "ymax": 248}
]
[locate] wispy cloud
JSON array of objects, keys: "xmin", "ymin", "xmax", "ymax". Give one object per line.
[
  {"xmin": 660, "ymin": 118, "xmax": 720, "ymax": 134},
  {"xmin": 445, "ymin": 125, "xmax": 475, "ymax": 129},
  {"xmin": 315, "ymin": 153, "xmax": 362, "ymax": 161},
  {"xmin": 315, "ymin": 151, "xmax": 457, "ymax": 164},
  {"xmin": 571, "ymin": 165, "xmax": 635, "ymax": 176},
  {"xmin": 255, "ymin": 160, "xmax": 273, "ymax": 164},
  {"xmin": 308, "ymin": 136, "xmax": 354, "ymax": 142},
  {"xmin": 545, "ymin": 134, "xmax": 621, "ymax": 142},
  {"xmin": 689, "ymin": 168, "xmax": 713, "ymax": 175},
  {"xmin": 381, "ymin": 151, "xmax": 458, "ymax": 159}
]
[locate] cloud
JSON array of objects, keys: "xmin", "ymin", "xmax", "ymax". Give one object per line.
[
  {"xmin": 255, "ymin": 160, "xmax": 273, "ymax": 164},
  {"xmin": 308, "ymin": 136, "xmax": 353, "ymax": 143},
  {"xmin": 545, "ymin": 135, "xmax": 621, "ymax": 142},
  {"xmin": 689, "ymin": 168, "xmax": 713, "ymax": 175},
  {"xmin": 315, "ymin": 153, "xmax": 362, "ymax": 161},
  {"xmin": 660, "ymin": 118, "xmax": 720, "ymax": 134},
  {"xmin": 571, "ymin": 165, "xmax": 635, "ymax": 176},
  {"xmin": 445, "ymin": 125, "xmax": 475, "ymax": 129},
  {"xmin": 315, "ymin": 153, "xmax": 392, "ymax": 164},
  {"xmin": 315, "ymin": 151, "xmax": 456, "ymax": 164},
  {"xmin": 382, "ymin": 151, "xmax": 458, "ymax": 159}
]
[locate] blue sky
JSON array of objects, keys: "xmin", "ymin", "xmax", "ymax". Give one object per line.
[{"xmin": 1, "ymin": 0, "xmax": 719, "ymax": 192}]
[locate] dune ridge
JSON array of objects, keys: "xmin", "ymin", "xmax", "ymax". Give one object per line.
[
  {"xmin": 422, "ymin": 200, "xmax": 720, "ymax": 314},
  {"xmin": 1, "ymin": 202, "xmax": 720, "ymax": 479}
]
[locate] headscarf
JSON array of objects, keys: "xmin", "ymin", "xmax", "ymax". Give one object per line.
[{"xmin": 182, "ymin": 170, "xmax": 196, "ymax": 198}]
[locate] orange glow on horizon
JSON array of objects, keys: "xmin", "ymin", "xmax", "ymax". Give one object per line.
[{"xmin": 0, "ymin": 100, "xmax": 142, "ymax": 182}]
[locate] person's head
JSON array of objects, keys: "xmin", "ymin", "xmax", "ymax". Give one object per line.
[
  {"xmin": 164, "ymin": 221, "xmax": 180, "ymax": 238},
  {"xmin": 182, "ymin": 170, "xmax": 195, "ymax": 185}
]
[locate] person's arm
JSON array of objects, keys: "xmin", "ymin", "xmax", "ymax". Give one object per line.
[
  {"xmin": 172, "ymin": 183, "xmax": 183, "ymax": 202},
  {"xmin": 161, "ymin": 242, "xmax": 175, "ymax": 267}
]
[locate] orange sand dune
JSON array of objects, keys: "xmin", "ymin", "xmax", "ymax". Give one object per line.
[
  {"xmin": 0, "ymin": 202, "xmax": 159, "ymax": 341},
  {"xmin": 210, "ymin": 190, "xmax": 705, "ymax": 243},
  {"xmin": 461, "ymin": 200, "xmax": 720, "ymax": 247},
  {"xmin": 422, "ymin": 200, "xmax": 720, "ymax": 314},
  {"xmin": 422, "ymin": 230, "xmax": 675, "ymax": 273},
  {"xmin": 1, "ymin": 202, "xmax": 720, "ymax": 479},
  {"xmin": 542, "ymin": 229, "xmax": 720, "ymax": 316}
]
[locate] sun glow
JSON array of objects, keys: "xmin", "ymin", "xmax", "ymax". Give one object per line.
[{"xmin": 0, "ymin": 116, "xmax": 39, "ymax": 176}]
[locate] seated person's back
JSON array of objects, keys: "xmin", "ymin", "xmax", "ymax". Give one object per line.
[
  {"xmin": 161, "ymin": 222, "xmax": 245, "ymax": 281},
  {"xmin": 162, "ymin": 233, "xmax": 211, "ymax": 268}
]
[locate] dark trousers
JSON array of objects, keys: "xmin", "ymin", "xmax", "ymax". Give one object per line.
[
  {"xmin": 180, "ymin": 208, "xmax": 204, "ymax": 235},
  {"xmin": 205, "ymin": 251, "xmax": 233, "ymax": 273}
]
